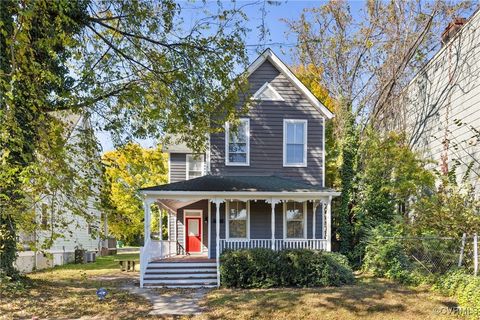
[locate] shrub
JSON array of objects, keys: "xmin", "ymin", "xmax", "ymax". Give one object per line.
[
  {"xmin": 220, "ymin": 248, "xmax": 354, "ymax": 288},
  {"xmin": 434, "ymin": 270, "xmax": 480, "ymax": 318},
  {"xmin": 362, "ymin": 224, "xmax": 414, "ymax": 284},
  {"xmin": 220, "ymin": 248, "xmax": 280, "ymax": 288}
]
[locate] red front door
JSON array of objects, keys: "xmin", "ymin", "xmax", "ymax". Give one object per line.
[{"xmin": 186, "ymin": 217, "xmax": 202, "ymax": 253}]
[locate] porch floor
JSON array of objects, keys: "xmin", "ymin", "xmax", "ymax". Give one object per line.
[{"xmin": 151, "ymin": 255, "xmax": 215, "ymax": 263}]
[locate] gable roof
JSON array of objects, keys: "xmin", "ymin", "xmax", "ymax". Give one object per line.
[{"xmin": 246, "ymin": 49, "xmax": 334, "ymax": 119}]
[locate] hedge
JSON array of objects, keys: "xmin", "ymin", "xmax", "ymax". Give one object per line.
[
  {"xmin": 220, "ymin": 248, "xmax": 355, "ymax": 288},
  {"xmin": 434, "ymin": 270, "xmax": 480, "ymax": 318}
]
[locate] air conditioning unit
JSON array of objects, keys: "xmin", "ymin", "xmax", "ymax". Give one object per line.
[{"xmin": 84, "ymin": 251, "xmax": 96, "ymax": 263}]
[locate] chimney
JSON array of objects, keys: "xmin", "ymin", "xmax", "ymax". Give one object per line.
[{"xmin": 441, "ymin": 17, "xmax": 467, "ymax": 46}]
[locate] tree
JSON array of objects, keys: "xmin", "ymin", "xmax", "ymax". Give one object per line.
[
  {"xmin": 293, "ymin": 64, "xmax": 339, "ymax": 188},
  {"xmin": 1, "ymin": 0, "xmax": 251, "ymax": 277},
  {"xmin": 286, "ymin": 0, "xmax": 474, "ymax": 256},
  {"xmin": 351, "ymin": 131, "xmax": 434, "ymax": 264},
  {"xmin": 102, "ymin": 143, "xmax": 168, "ymax": 245}
]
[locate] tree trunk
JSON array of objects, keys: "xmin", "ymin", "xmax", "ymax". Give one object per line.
[
  {"xmin": 0, "ymin": 0, "xmax": 19, "ymax": 279},
  {"xmin": 338, "ymin": 109, "xmax": 358, "ymax": 255}
]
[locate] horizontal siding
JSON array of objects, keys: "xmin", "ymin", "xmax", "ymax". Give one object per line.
[
  {"xmin": 211, "ymin": 60, "xmax": 325, "ymax": 185},
  {"xmin": 169, "ymin": 153, "xmax": 206, "ymax": 183},
  {"xmin": 20, "ymin": 118, "xmax": 103, "ymax": 253},
  {"xmin": 169, "ymin": 153, "xmax": 187, "ymax": 183},
  {"xmin": 176, "ymin": 200, "xmax": 209, "ymax": 254},
  {"xmin": 210, "ymin": 200, "xmax": 324, "ymax": 257},
  {"xmin": 403, "ymin": 11, "xmax": 480, "ymax": 191}
]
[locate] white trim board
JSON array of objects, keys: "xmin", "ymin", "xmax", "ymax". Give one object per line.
[
  {"xmin": 186, "ymin": 154, "xmax": 205, "ymax": 180},
  {"xmin": 225, "ymin": 200, "xmax": 250, "ymax": 240},
  {"xmin": 283, "ymin": 119, "xmax": 308, "ymax": 167},
  {"xmin": 183, "ymin": 209, "xmax": 203, "ymax": 254},
  {"xmin": 141, "ymin": 190, "xmax": 341, "ymax": 200},
  {"xmin": 225, "ymin": 118, "xmax": 250, "ymax": 166},
  {"xmin": 246, "ymin": 49, "xmax": 334, "ymax": 119},
  {"xmin": 283, "ymin": 201, "xmax": 308, "ymax": 239},
  {"xmin": 252, "ymin": 82, "xmax": 284, "ymax": 101}
]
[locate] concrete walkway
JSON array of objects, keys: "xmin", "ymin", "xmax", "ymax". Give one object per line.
[{"xmin": 124, "ymin": 285, "xmax": 209, "ymax": 316}]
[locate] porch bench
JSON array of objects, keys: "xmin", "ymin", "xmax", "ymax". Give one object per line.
[{"xmin": 115, "ymin": 258, "xmax": 139, "ymax": 272}]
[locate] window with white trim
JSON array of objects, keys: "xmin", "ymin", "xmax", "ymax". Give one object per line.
[
  {"xmin": 186, "ymin": 154, "xmax": 204, "ymax": 179},
  {"xmin": 283, "ymin": 119, "xmax": 307, "ymax": 166},
  {"xmin": 226, "ymin": 200, "xmax": 249, "ymax": 239},
  {"xmin": 226, "ymin": 119, "xmax": 250, "ymax": 165},
  {"xmin": 284, "ymin": 201, "xmax": 306, "ymax": 239}
]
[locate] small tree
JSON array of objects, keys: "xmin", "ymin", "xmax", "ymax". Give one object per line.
[{"xmin": 102, "ymin": 143, "xmax": 168, "ymax": 245}]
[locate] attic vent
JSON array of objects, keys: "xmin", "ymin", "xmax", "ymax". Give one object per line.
[{"xmin": 252, "ymin": 82, "xmax": 284, "ymax": 101}]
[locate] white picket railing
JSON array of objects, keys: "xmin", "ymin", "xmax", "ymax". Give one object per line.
[
  {"xmin": 140, "ymin": 239, "xmax": 177, "ymax": 288},
  {"xmin": 219, "ymin": 239, "xmax": 329, "ymax": 254},
  {"xmin": 275, "ymin": 239, "xmax": 328, "ymax": 250}
]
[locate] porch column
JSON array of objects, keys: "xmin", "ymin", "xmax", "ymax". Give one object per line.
[
  {"xmin": 159, "ymin": 208, "xmax": 164, "ymax": 241},
  {"xmin": 167, "ymin": 211, "xmax": 170, "ymax": 241},
  {"xmin": 326, "ymin": 196, "xmax": 332, "ymax": 252},
  {"xmin": 211, "ymin": 198, "xmax": 224, "ymax": 287},
  {"xmin": 312, "ymin": 201, "xmax": 319, "ymax": 240},
  {"xmin": 266, "ymin": 198, "xmax": 280, "ymax": 250},
  {"xmin": 143, "ymin": 199, "xmax": 154, "ymax": 243}
]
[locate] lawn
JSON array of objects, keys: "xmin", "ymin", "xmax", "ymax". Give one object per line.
[
  {"xmin": 1, "ymin": 255, "xmax": 459, "ymax": 320},
  {"xmin": 0, "ymin": 253, "xmax": 151, "ymax": 320},
  {"xmin": 200, "ymin": 276, "xmax": 458, "ymax": 320}
]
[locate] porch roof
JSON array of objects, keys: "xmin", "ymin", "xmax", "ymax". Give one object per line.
[{"xmin": 140, "ymin": 175, "xmax": 339, "ymax": 196}]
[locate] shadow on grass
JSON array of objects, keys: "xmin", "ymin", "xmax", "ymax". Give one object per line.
[
  {"xmin": 1, "ymin": 255, "xmax": 149, "ymax": 320},
  {"xmin": 203, "ymin": 275, "xmax": 455, "ymax": 320}
]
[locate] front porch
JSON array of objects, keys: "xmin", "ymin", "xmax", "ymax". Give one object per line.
[{"xmin": 139, "ymin": 175, "xmax": 340, "ymax": 288}]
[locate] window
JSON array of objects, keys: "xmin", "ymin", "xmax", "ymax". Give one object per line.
[
  {"xmin": 284, "ymin": 201, "xmax": 306, "ymax": 239},
  {"xmin": 283, "ymin": 119, "xmax": 307, "ymax": 166},
  {"xmin": 186, "ymin": 154, "xmax": 204, "ymax": 179},
  {"xmin": 40, "ymin": 203, "xmax": 49, "ymax": 228},
  {"xmin": 226, "ymin": 200, "xmax": 249, "ymax": 239},
  {"xmin": 225, "ymin": 119, "xmax": 250, "ymax": 165}
]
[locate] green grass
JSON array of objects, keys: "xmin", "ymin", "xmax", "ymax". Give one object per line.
[
  {"xmin": 199, "ymin": 275, "xmax": 459, "ymax": 320},
  {"xmin": 0, "ymin": 253, "xmax": 148, "ymax": 320},
  {"xmin": 0, "ymin": 255, "xmax": 460, "ymax": 320}
]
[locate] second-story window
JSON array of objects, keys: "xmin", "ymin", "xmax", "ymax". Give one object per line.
[
  {"xmin": 283, "ymin": 119, "xmax": 307, "ymax": 167},
  {"xmin": 186, "ymin": 154, "xmax": 204, "ymax": 179},
  {"xmin": 225, "ymin": 118, "xmax": 250, "ymax": 166}
]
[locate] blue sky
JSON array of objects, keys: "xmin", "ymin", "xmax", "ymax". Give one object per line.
[{"xmin": 97, "ymin": 0, "xmax": 366, "ymax": 152}]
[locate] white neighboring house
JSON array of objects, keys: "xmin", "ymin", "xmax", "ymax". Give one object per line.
[
  {"xmin": 15, "ymin": 114, "xmax": 106, "ymax": 273},
  {"xmin": 400, "ymin": 12, "xmax": 480, "ymax": 193}
]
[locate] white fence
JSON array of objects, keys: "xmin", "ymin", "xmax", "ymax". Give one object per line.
[{"xmin": 219, "ymin": 239, "xmax": 329, "ymax": 254}]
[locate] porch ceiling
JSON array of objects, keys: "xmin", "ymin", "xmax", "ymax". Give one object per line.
[{"xmin": 157, "ymin": 199, "xmax": 199, "ymax": 212}]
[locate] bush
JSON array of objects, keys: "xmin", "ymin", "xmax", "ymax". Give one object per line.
[
  {"xmin": 220, "ymin": 248, "xmax": 354, "ymax": 288},
  {"xmin": 434, "ymin": 270, "xmax": 480, "ymax": 318},
  {"xmin": 362, "ymin": 224, "xmax": 415, "ymax": 284}
]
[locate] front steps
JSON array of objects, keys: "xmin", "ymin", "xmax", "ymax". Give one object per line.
[{"xmin": 143, "ymin": 261, "xmax": 218, "ymax": 288}]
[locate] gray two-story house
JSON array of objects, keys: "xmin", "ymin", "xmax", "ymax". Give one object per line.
[{"xmin": 138, "ymin": 49, "xmax": 340, "ymax": 288}]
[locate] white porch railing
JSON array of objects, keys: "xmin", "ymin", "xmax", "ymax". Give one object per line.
[
  {"xmin": 219, "ymin": 239, "xmax": 329, "ymax": 255},
  {"xmin": 140, "ymin": 239, "xmax": 177, "ymax": 287}
]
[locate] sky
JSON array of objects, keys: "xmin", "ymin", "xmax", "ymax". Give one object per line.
[{"xmin": 96, "ymin": 1, "xmax": 366, "ymax": 153}]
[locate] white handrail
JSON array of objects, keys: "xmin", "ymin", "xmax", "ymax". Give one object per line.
[
  {"xmin": 140, "ymin": 239, "xmax": 177, "ymax": 288},
  {"xmin": 219, "ymin": 239, "xmax": 329, "ymax": 254}
]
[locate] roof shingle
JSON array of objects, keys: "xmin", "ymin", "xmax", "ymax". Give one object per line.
[{"xmin": 140, "ymin": 175, "xmax": 336, "ymax": 193}]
